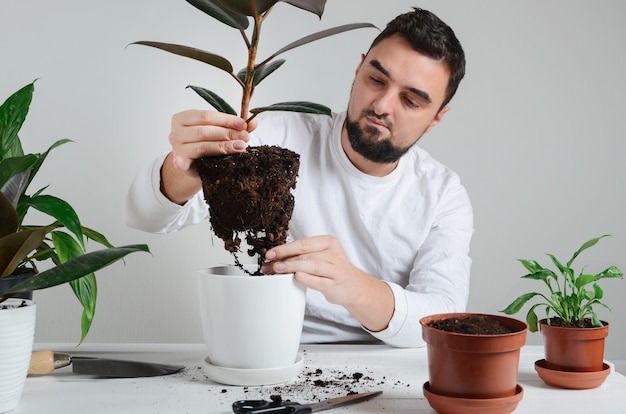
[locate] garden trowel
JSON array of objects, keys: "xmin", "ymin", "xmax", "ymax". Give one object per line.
[{"xmin": 28, "ymin": 350, "xmax": 185, "ymax": 378}]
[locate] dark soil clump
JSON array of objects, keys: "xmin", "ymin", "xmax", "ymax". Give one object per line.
[
  {"xmin": 195, "ymin": 145, "xmax": 300, "ymax": 275},
  {"xmin": 428, "ymin": 315, "xmax": 516, "ymax": 335},
  {"xmin": 544, "ymin": 317, "xmax": 605, "ymax": 329}
]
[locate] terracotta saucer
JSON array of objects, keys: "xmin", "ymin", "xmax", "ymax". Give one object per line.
[
  {"xmin": 534, "ymin": 359, "xmax": 611, "ymax": 389},
  {"xmin": 423, "ymin": 382, "xmax": 523, "ymax": 414}
]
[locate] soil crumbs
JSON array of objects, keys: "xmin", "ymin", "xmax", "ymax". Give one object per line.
[
  {"xmin": 184, "ymin": 350, "xmax": 410, "ymax": 404},
  {"xmin": 428, "ymin": 315, "xmax": 515, "ymax": 335}
]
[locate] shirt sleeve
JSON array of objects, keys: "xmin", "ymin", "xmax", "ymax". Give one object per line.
[
  {"xmin": 363, "ymin": 180, "xmax": 474, "ymax": 348},
  {"xmin": 125, "ymin": 152, "xmax": 208, "ymax": 233}
]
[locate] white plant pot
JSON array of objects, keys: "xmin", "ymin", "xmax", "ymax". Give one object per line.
[
  {"xmin": 0, "ymin": 299, "xmax": 36, "ymax": 413},
  {"xmin": 197, "ymin": 265, "xmax": 306, "ymax": 385}
]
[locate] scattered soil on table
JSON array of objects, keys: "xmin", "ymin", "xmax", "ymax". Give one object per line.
[
  {"xmin": 0, "ymin": 300, "xmax": 29, "ymax": 310},
  {"xmin": 183, "ymin": 350, "xmax": 411, "ymax": 403},
  {"xmin": 428, "ymin": 315, "xmax": 516, "ymax": 335},
  {"xmin": 195, "ymin": 145, "xmax": 300, "ymax": 275},
  {"xmin": 543, "ymin": 317, "xmax": 605, "ymax": 329}
]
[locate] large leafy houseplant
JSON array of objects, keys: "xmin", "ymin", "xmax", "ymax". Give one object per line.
[
  {"xmin": 131, "ymin": 0, "xmax": 376, "ymax": 272},
  {"xmin": 501, "ymin": 234, "xmax": 623, "ymax": 332},
  {"xmin": 0, "ymin": 81, "xmax": 150, "ymax": 342}
]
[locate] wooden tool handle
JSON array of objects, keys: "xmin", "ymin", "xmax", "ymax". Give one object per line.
[{"xmin": 28, "ymin": 350, "xmax": 71, "ymax": 375}]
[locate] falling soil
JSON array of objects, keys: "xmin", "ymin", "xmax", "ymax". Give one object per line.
[
  {"xmin": 195, "ymin": 145, "xmax": 300, "ymax": 275},
  {"xmin": 428, "ymin": 315, "xmax": 516, "ymax": 335}
]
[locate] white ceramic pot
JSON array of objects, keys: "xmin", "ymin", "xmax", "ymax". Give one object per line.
[
  {"xmin": 197, "ymin": 265, "xmax": 306, "ymax": 371},
  {"xmin": 0, "ymin": 299, "xmax": 36, "ymax": 413}
]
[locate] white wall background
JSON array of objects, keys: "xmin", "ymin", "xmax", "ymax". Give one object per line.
[{"xmin": 2, "ymin": 1, "xmax": 625, "ymax": 361}]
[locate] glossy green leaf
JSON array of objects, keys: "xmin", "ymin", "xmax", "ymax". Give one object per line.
[
  {"xmin": 186, "ymin": 0, "xmax": 249, "ymax": 29},
  {"xmin": 5, "ymin": 244, "xmax": 150, "ymax": 293},
  {"xmin": 500, "ymin": 292, "xmax": 541, "ymax": 315},
  {"xmin": 269, "ymin": 23, "xmax": 377, "ymax": 60},
  {"xmin": 596, "ymin": 265, "xmax": 623, "ymax": 279},
  {"xmin": 521, "ymin": 269, "xmax": 555, "ymax": 283},
  {"xmin": 83, "ymin": 226, "xmax": 114, "ymax": 249},
  {"xmin": 27, "ymin": 195, "xmax": 84, "ymax": 249},
  {"xmin": 131, "ymin": 41, "xmax": 234, "ymax": 74},
  {"xmin": 0, "ymin": 155, "xmax": 37, "ymax": 196},
  {"xmin": 187, "ymin": 86, "xmax": 238, "ymax": 115},
  {"xmin": 0, "ymin": 81, "xmax": 34, "ymax": 160},
  {"xmin": 52, "ymin": 231, "xmax": 97, "ymax": 344},
  {"xmin": 567, "ymin": 234, "xmax": 610, "ymax": 268},
  {"xmin": 250, "ymin": 101, "xmax": 331, "ymax": 115},
  {"xmin": 23, "ymin": 139, "xmax": 72, "ymax": 198},
  {"xmin": 517, "ymin": 259, "xmax": 544, "ymax": 273},
  {"xmin": 575, "ymin": 273, "xmax": 598, "ymax": 289},
  {"xmin": 76, "ymin": 272, "xmax": 97, "ymax": 343},
  {"xmin": 526, "ymin": 305, "xmax": 540, "ymax": 332}
]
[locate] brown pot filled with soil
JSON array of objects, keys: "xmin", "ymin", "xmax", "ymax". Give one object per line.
[
  {"xmin": 420, "ymin": 313, "xmax": 528, "ymax": 402},
  {"xmin": 539, "ymin": 318, "xmax": 609, "ymax": 372},
  {"xmin": 195, "ymin": 145, "xmax": 300, "ymax": 275}
]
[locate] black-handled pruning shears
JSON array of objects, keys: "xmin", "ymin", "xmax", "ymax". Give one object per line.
[{"xmin": 232, "ymin": 390, "xmax": 382, "ymax": 413}]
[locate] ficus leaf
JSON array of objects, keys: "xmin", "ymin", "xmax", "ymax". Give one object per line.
[
  {"xmin": 268, "ymin": 23, "xmax": 378, "ymax": 61},
  {"xmin": 237, "ymin": 59, "xmax": 286, "ymax": 86},
  {"xmin": 130, "ymin": 41, "xmax": 234, "ymax": 74},
  {"xmin": 187, "ymin": 86, "xmax": 238, "ymax": 115},
  {"xmin": 250, "ymin": 101, "xmax": 331, "ymax": 116},
  {"xmin": 217, "ymin": 0, "xmax": 281, "ymax": 16},
  {"xmin": 186, "ymin": 0, "xmax": 249, "ymax": 29},
  {"xmin": 282, "ymin": 0, "xmax": 327, "ymax": 17}
]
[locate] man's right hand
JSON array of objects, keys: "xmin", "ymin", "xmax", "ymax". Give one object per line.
[{"xmin": 160, "ymin": 110, "xmax": 257, "ymax": 205}]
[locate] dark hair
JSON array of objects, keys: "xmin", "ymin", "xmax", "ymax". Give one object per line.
[{"xmin": 370, "ymin": 7, "xmax": 466, "ymax": 107}]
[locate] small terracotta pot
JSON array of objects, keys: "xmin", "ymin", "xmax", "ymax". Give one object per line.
[
  {"xmin": 420, "ymin": 313, "xmax": 528, "ymax": 399},
  {"xmin": 539, "ymin": 319, "xmax": 608, "ymax": 372}
]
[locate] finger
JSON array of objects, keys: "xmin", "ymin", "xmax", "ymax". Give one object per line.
[
  {"xmin": 175, "ymin": 110, "xmax": 248, "ymax": 131},
  {"xmin": 265, "ymin": 236, "xmax": 332, "ymax": 261}
]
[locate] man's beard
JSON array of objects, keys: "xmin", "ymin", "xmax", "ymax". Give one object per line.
[{"xmin": 345, "ymin": 110, "xmax": 413, "ymax": 164}]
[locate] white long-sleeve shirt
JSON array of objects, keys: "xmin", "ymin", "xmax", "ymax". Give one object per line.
[{"xmin": 126, "ymin": 111, "xmax": 474, "ymax": 347}]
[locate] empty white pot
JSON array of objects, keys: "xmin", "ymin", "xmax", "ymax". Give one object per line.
[{"xmin": 197, "ymin": 266, "xmax": 306, "ymax": 370}]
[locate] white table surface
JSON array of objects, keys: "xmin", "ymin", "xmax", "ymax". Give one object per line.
[{"xmin": 15, "ymin": 343, "xmax": 626, "ymax": 413}]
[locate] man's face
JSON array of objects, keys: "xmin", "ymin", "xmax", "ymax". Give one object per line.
[{"xmin": 345, "ymin": 34, "xmax": 451, "ymax": 166}]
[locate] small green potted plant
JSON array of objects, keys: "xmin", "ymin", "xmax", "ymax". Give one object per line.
[
  {"xmin": 131, "ymin": 0, "xmax": 376, "ymax": 273},
  {"xmin": 501, "ymin": 234, "xmax": 623, "ymax": 388}
]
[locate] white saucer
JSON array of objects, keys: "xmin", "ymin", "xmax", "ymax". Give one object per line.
[{"xmin": 203, "ymin": 354, "xmax": 304, "ymax": 386}]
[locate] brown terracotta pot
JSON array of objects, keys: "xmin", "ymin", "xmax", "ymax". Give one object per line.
[
  {"xmin": 539, "ymin": 319, "xmax": 609, "ymax": 372},
  {"xmin": 420, "ymin": 313, "xmax": 528, "ymax": 399}
]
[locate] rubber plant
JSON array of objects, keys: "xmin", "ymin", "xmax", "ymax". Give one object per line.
[
  {"xmin": 130, "ymin": 0, "xmax": 376, "ymax": 273},
  {"xmin": 0, "ymin": 81, "xmax": 150, "ymax": 343},
  {"xmin": 501, "ymin": 234, "xmax": 623, "ymax": 331}
]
